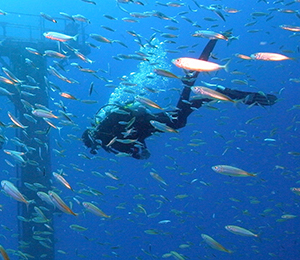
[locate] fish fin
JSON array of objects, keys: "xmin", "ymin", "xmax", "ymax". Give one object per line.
[
  {"xmin": 26, "ymin": 199, "xmax": 35, "ymax": 211},
  {"xmin": 248, "ymin": 172, "xmax": 257, "ymax": 177},
  {"xmin": 224, "ymin": 59, "xmax": 231, "ymax": 72},
  {"xmin": 73, "ymin": 34, "xmax": 79, "ymax": 41},
  {"xmin": 255, "ymin": 232, "xmax": 262, "ymax": 242},
  {"xmin": 232, "ymin": 99, "xmax": 244, "ymax": 109}
]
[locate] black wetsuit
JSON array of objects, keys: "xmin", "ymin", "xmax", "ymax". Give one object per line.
[{"xmin": 82, "ymin": 40, "xmax": 277, "ymax": 159}]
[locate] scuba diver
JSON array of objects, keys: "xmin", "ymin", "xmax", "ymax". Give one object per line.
[{"xmin": 82, "ymin": 39, "xmax": 277, "ymax": 159}]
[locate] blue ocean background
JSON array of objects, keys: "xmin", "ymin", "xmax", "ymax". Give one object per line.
[{"xmin": 0, "ymin": 0, "xmax": 299, "ymax": 259}]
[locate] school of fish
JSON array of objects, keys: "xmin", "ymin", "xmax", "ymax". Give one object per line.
[{"xmin": 0, "ymin": 0, "xmax": 299, "ymax": 259}]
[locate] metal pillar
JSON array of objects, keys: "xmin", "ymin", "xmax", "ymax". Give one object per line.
[
  {"xmin": 7, "ymin": 43, "xmax": 54, "ymax": 259},
  {"xmin": 0, "ymin": 12, "xmax": 90, "ymax": 259}
]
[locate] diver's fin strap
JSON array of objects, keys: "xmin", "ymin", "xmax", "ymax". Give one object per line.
[
  {"xmin": 217, "ymin": 88, "xmax": 277, "ymax": 106},
  {"xmin": 244, "ymin": 93, "xmax": 277, "ymax": 106}
]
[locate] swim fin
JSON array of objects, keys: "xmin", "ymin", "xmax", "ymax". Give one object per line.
[{"xmin": 216, "ymin": 87, "xmax": 277, "ymax": 106}]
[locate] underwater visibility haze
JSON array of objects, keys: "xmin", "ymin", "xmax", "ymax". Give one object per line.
[{"xmin": 0, "ymin": 0, "xmax": 299, "ymax": 259}]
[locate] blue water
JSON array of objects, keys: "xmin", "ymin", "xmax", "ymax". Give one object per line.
[{"xmin": 0, "ymin": 0, "xmax": 300, "ymax": 259}]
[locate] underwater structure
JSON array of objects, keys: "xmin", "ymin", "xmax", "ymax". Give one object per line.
[{"xmin": 0, "ymin": 12, "xmax": 89, "ymax": 259}]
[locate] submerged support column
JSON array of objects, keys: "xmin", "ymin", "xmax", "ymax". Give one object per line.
[{"xmin": 7, "ymin": 44, "xmax": 55, "ymax": 259}]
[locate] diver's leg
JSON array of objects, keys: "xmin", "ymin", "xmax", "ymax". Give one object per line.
[
  {"xmin": 171, "ymin": 40, "xmax": 218, "ymax": 128},
  {"xmin": 181, "ymin": 39, "xmax": 218, "ymax": 87},
  {"xmin": 153, "ymin": 90, "xmax": 195, "ymax": 129},
  {"xmin": 179, "ymin": 39, "xmax": 218, "ymax": 105},
  {"xmin": 176, "ymin": 86, "xmax": 192, "ymax": 110},
  {"xmin": 198, "ymin": 39, "xmax": 218, "ymax": 61},
  {"xmin": 216, "ymin": 86, "xmax": 277, "ymax": 106}
]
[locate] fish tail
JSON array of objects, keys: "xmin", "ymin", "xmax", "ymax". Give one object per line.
[
  {"xmin": 72, "ymin": 212, "xmax": 78, "ymax": 216},
  {"xmin": 25, "ymin": 199, "xmax": 35, "ymax": 211},
  {"xmin": 256, "ymin": 232, "xmax": 262, "ymax": 242},
  {"xmin": 26, "ymin": 201, "xmax": 30, "ymax": 212},
  {"xmin": 228, "ymin": 96, "xmax": 237, "ymax": 103},
  {"xmin": 73, "ymin": 34, "xmax": 79, "ymax": 41},
  {"xmin": 224, "ymin": 59, "xmax": 230, "ymax": 72},
  {"xmin": 232, "ymin": 99, "xmax": 243, "ymax": 110}
]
